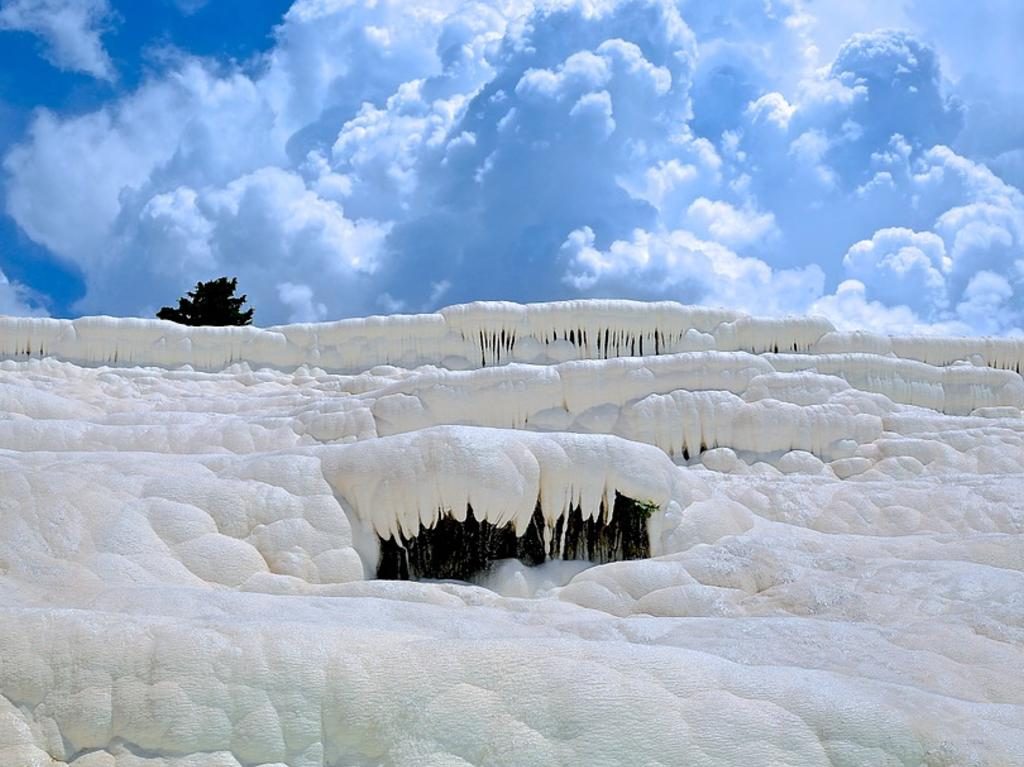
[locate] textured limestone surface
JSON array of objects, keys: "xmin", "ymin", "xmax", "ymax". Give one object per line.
[{"xmin": 1, "ymin": 301, "xmax": 1023, "ymax": 766}]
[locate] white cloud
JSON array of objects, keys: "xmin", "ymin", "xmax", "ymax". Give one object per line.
[
  {"xmin": 684, "ymin": 197, "xmax": 777, "ymax": 249},
  {"xmin": 841, "ymin": 228, "xmax": 949, "ymax": 316},
  {"xmin": 3, "ymin": 61, "xmax": 280, "ymax": 266},
  {"xmin": 0, "ymin": 0, "xmax": 116, "ymax": 80},
  {"xmin": 561, "ymin": 225, "xmax": 823, "ymax": 316},
  {"xmin": 330, "ymin": 81, "xmax": 469, "ymax": 217},
  {"xmin": 2, "ymin": 0, "xmax": 523, "ymax": 321},
  {"xmin": 0, "ymin": 269, "xmax": 46, "ymax": 315},
  {"xmin": 955, "ymin": 270, "xmax": 1015, "ymax": 335},
  {"xmin": 516, "ymin": 51, "xmax": 611, "ymax": 100},
  {"xmin": 626, "ymin": 159, "xmax": 697, "ymax": 208},
  {"xmin": 569, "ymin": 90, "xmax": 615, "ymax": 138},
  {"xmin": 115, "ymin": 167, "xmax": 392, "ymax": 319},
  {"xmin": 277, "ymin": 281, "xmax": 327, "ymax": 323},
  {"xmin": 1, "ymin": 0, "xmax": 1023, "ymax": 335},
  {"xmin": 809, "ymin": 279, "xmax": 966, "ymax": 336},
  {"xmin": 746, "ymin": 92, "xmax": 794, "ymax": 129}
]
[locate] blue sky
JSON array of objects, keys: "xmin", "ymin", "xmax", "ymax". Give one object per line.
[{"xmin": 0, "ymin": 0, "xmax": 1022, "ymax": 334}]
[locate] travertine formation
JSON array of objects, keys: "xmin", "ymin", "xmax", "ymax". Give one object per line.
[{"xmin": 1, "ymin": 301, "xmax": 1022, "ymax": 766}]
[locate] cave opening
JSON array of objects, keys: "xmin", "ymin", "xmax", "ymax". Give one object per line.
[{"xmin": 376, "ymin": 493, "xmax": 655, "ymax": 581}]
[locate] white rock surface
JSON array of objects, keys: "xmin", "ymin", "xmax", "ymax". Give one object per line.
[{"xmin": 1, "ymin": 300, "xmax": 1023, "ymax": 765}]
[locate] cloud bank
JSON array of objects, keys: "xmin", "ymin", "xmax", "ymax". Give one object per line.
[
  {"xmin": 2, "ymin": 0, "xmax": 1022, "ymax": 332},
  {"xmin": 0, "ymin": 0, "xmax": 116, "ymax": 80}
]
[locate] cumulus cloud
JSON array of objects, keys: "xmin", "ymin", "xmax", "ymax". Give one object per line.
[
  {"xmin": 3, "ymin": 0, "xmax": 519, "ymax": 321},
  {"xmin": 841, "ymin": 228, "xmax": 950, "ymax": 316},
  {"xmin": 828, "ymin": 29, "xmax": 962, "ymax": 155},
  {"xmin": 4, "ymin": 61, "xmax": 283, "ymax": 266},
  {"xmin": 684, "ymin": 198, "xmax": 778, "ymax": 250},
  {"xmin": 809, "ymin": 279, "xmax": 958, "ymax": 336},
  {"xmin": 377, "ymin": 0, "xmax": 700, "ymax": 307},
  {"xmin": 1, "ymin": 0, "xmax": 1022, "ymax": 335},
  {"xmin": 561, "ymin": 225, "xmax": 823, "ymax": 316},
  {"xmin": 277, "ymin": 281, "xmax": 327, "ymax": 323},
  {"xmin": 0, "ymin": 0, "xmax": 116, "ymax": 80},
  {"xmin": 0, "ymin": 268, "xmax": 47, "ymax": 316},
  {"xmin": 115, "ymin": 166, "xmax": 392, "ymax": 317}
]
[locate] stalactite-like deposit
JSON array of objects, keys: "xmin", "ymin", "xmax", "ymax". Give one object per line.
[
  {"xmin": 6, "ymin": 300, "xmax": 1024, "ymax": 378},
  {"xmin": 376, "ymin": 494, "xmax": 654, "ymax": 581}
]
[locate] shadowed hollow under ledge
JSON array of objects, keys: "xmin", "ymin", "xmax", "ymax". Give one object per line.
[{"xmin": 377, "ymin": 493, "xmax": 656, "ymax": 581}]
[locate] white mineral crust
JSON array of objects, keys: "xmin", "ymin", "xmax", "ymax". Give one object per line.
[{"xmin": 0, "ymin": 300, "xmax": 1022, "ymax": 765}]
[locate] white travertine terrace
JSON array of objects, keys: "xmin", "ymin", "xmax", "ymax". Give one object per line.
[
  {"xmin": 321, "ymin": 426, "xmax": 676, "ymax": 542},
  {"xmin": 4, "ymin": 299, "xmax": 1024, "ymax": 371},
  {"xmin": 1, "ymin": 300, "xmax": 1023, "ymax": 765}
]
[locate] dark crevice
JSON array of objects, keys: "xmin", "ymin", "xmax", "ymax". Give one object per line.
[{"xmin": 377, "ymin": 493, "xmax": 655, "ymax": 582}]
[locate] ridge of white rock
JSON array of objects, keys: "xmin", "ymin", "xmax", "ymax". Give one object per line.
[
  {"xmin": 5, "ymin": 299, "xmax": 1024, "ymax": 373},
  {"xmin": 1, "ymin": 300, "xmax": 1023, "ymax": 765}
]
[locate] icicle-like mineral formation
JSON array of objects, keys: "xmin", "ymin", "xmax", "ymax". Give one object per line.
[
  {"xmin": 5, "ymin": 299, "xmax": 1024, "ymax": 379},
  {"xmin": 1, "ymin": 300, "xmax": 1023, "ymax": 765}
]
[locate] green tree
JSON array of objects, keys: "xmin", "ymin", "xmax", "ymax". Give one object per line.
[{"xmin": 157, "ymin": 277, "xmax": 254, "ymax": 326}]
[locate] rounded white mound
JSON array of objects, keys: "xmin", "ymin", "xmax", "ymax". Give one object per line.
[{"xmin": 1, "ymin": 300, "xmax": 1023, "ymax": 766}]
